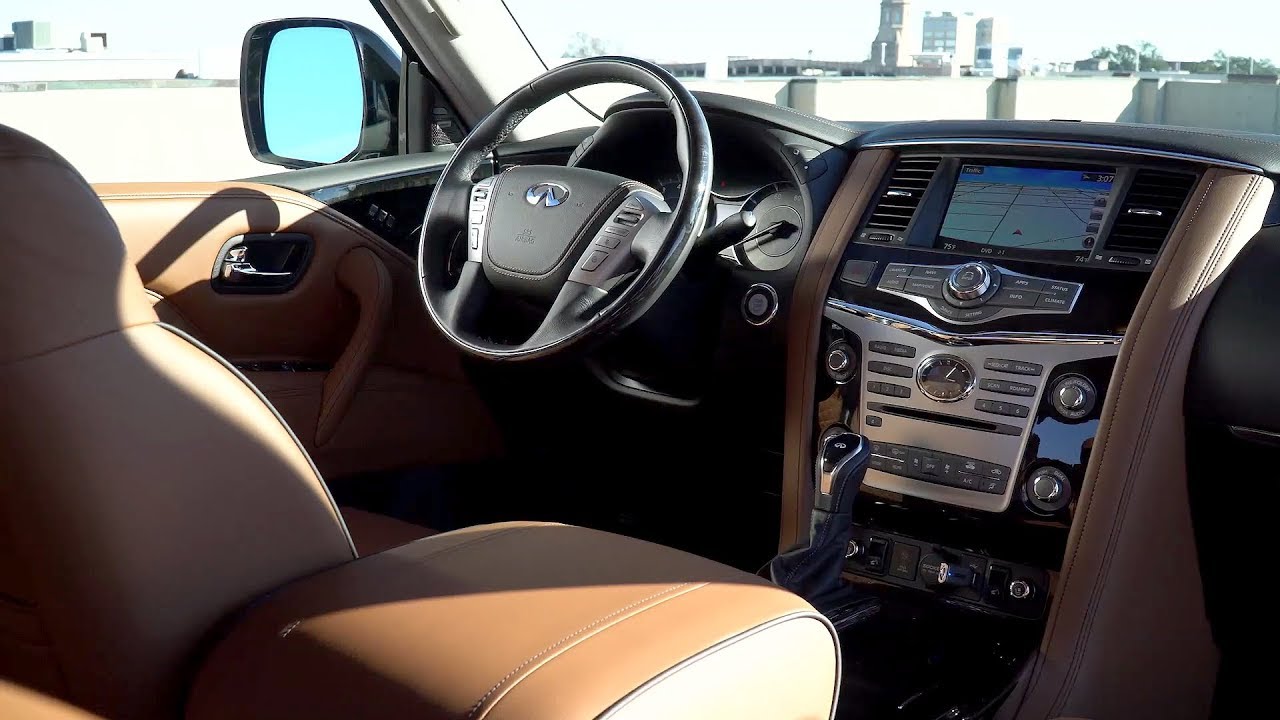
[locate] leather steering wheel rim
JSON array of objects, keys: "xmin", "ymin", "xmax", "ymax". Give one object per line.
[{"xmin": 417, "ymin": 56, "xmax": 713, "ymax": 362}]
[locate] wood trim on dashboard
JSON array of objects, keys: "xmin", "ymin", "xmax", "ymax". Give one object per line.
[{"xmin": 780, "ymin": 148, "xmax": 893, "ymax": 552}]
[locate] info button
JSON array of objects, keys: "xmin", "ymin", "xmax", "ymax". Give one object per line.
[{"xmin": 990, "ymin": 288, "xmax": 1039, "ymax": 308}]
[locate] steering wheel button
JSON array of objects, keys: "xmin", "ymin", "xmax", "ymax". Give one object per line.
[
  {"xmin": 469, "ymin": 228, "xmax": 480, "ymax": 249},
  {"xmin": 616, "ymin": 212, "xmax": 642, "ymax": 226},
  {"xmin": 469, "ymin": 211, "xmax": 485, "ymax": 225},
  {"xmin": 595, "ymin": 234, "xmax": 621, "ymax": 250},
  {"xmin": 580, "ymin": 250, "xmax": 609, "ymax": 272}
]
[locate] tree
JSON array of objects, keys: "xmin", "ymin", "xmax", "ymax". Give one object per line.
[
  {"xmin": 1138, "ymin": 42, "xmax": 1169, "ymax": 72},
  {"xmin": 562, "ymin": 32, "xmax": 611, "ymax": 59},
  {"xmin": 1090, "ymin": 44, "xmax": 1138, "ymax": 72}
]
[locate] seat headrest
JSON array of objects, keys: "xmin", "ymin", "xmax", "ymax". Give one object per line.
[{"xmin": 0, "ymin": 125, "xmax": 157, "ymax": 365}]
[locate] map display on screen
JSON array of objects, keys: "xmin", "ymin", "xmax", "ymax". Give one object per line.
[{"xmin": 939, "ymin": 165, "xmax": 1115, "ymax": 253}]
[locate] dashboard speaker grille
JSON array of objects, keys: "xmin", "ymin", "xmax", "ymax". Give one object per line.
[
  {"xmin": 865, "ymin": 156, "xmax": 942, "ymax": 232},
  {"xmin": 1104, "ymin": 170, "xmax": 1197, "ymax": 254}
]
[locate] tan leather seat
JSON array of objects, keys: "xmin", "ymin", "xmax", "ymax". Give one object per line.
[
  {"xmin": 0, "ymin": 124, "xmax": 838, "ymax": 720},
  {"xmin": 339, "ymin": 506, "xmax": 436, "ymax": 555}
]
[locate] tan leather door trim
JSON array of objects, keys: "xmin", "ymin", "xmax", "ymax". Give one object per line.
[
  {"xmin": 317, "ymin": 247, "xmax": 392, "ymax": 446},
  {"xmin": 780, "ymin": 149, "xmax": 893, "ymax": 551}
]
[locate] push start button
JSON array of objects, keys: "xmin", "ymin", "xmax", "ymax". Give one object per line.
[{"xmin": 742, "ymin": 283, "xmax": 779, "ymax": 326}]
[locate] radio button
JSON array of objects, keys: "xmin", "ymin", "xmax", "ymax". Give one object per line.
[
  {"xmin": 979, "ymin": 378, "xmax": 1037, "ymax": 397},
  {"xmin": 867, "ymin": 361, "xmax": 914, "ymax": 378},
  {"xmin": 984, "ymin": 359, "xmax": 1042, "ymax": 376},
  {"xmin": 1003, "ymin": 276, "xmax": 1044, "ymax": 292},
  {"xmin": 989, "ymin": 288, "xmax": 1039, "ymax": 308},
  {"xmin": 868, "ymin": 341, "xmax": 916, "ymax": 358}
]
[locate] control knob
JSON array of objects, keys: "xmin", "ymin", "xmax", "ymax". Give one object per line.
[
  {"xmin": 1051, "ymin": 374, "xmax": 1096, "ymax": 420},
  {"xmin": 1008, "ymin": 578, "xmax": 1036, "ymax": 601},
  {"xmin": 825, "ymin": 342, "xmax": 857, "ymax": 384},
  {"xmin": 944, "ymin": 262, "xmax": 1000, "ymax": 308},
  {"xmin": 1023, "ymin": 466, "xmax": 1072, "ymax": 514}
]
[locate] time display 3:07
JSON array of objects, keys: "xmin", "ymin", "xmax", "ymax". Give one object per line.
[{"xmin": 1081, "ymin": 172, "xmax": 1115, "ymax": 183}]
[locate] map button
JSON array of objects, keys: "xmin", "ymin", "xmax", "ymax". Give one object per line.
[{"xmin": 912, "ymin": 266, "xmax": 949, "ymax": 280}]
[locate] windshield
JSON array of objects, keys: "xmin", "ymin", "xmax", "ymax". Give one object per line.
[{"xmin": 504, "ymin": 0, "xmax": 1280, "ymax": 134}]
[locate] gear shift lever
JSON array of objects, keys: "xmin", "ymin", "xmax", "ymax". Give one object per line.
[{"xmin": 769, "ymin": 426, "xmax": 872, "ymax": 611}]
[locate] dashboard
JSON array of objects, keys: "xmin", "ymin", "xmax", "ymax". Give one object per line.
[{"xmin": 586, "ymin": 92, "xmax": 1277, "ymax": 629}]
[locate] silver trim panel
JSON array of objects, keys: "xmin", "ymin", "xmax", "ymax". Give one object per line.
[
  {"xmin": 825, "ymin": 298, "xmax": 1123, "ymax": 347},
  {"xmin": 859, "ymin": 137, "xmax": 1264, "ymax": 174},
  {"xmin": 875, "ymin": 261, "xmax": 1082, "ymax": 326},
  {"xmin": 825, "ymin": 302, "xmax": 1121, "ymax": 512}
]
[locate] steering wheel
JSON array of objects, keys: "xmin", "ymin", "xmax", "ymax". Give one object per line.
[{"xmin": 417, "ymin": 57, "xmax": 713, "ymax": 361}]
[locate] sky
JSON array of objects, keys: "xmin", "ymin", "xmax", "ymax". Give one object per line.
[{"xmin": 3, "ymin": 0, "xmax": 1279, "ymax": 67}]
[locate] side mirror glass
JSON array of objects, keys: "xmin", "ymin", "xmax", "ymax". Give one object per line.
[
  {"xmin": 241, "ymin": 19, "xmax": 400, "ymax": 169},
  {"xmin": 262, "ymin": 27, "xmax": 363, "ymax": 164}
]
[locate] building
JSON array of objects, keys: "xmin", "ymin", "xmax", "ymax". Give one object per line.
[
  {"xmin": 870, "ymin": 0, "xmax": 918, "ymax": 70},
  {"xmin": 922, "ymin": 11, "xmax": 977, "ymax": 67},
  {"xmin": 11, "ymin": 21, "xmax": 54, "ymax": 50},
  {"xmin": 975, "ymin": 17, "xmax": 1010, "ymax": 49}
]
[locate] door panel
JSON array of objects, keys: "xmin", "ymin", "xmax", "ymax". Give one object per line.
[{"xmin": 95, "ymin": 181, "xmax": 501, "ymax": 478}]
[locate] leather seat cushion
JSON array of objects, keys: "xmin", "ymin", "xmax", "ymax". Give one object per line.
[
  {"xmin": 188, "ymin": 521, "xmax": 839, "ymax": 720},
  {"xmin": 339, "ymin": 506, "xmax": 436, "ymax": 556}
]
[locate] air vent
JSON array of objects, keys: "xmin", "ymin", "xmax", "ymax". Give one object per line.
[
  {"xmin": 865, "ymin": 156, "xmax": 942, "ymax": 231},
  {"xmin": 1104, "ymin": 170, "xmax": 1197, "ymax": 254}
]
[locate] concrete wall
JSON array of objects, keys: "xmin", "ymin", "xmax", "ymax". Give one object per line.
[
  {"xmin": 1163, "ymin": 80, "xmax": 1280, "ymax": 133},
  {"xmin": 0, "ymin": 86, "xmax": 275, "ymax": 182},
  {"xmin": 5, "ymin": 76, "xmax": 1280, "ymax": 184}
]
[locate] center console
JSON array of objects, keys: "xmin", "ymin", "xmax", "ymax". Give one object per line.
[{"xmin": 807, "ymin": 144, "xmax": 1202, "ymax": 716}]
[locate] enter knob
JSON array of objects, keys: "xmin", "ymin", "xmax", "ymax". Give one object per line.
[{"xmin": 945, "ymin": 262, "xmax": 998, "ymax": 307}]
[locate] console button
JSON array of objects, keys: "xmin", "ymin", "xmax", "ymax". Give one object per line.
[
  {"xmin": 864, "ymin": 537, "xmax": 889, "ymax": 573},
  {"xmin": 884, "ymin": 263, "xmax": 913, "ymax": 276},
  {"xmin": 930, "ymin": 300, "xmax": 1000, "ymax": 323},
  {"xmin": 868, "ymin": 341, "xmax": 916, "ymax": 358},
  {"xmin": 979, "ymin": 378, "xmax": 1037, "ymax": 397},
  {"xmin": 867, "ymin": 360, "xmax": 913, "ymax": 378},
  {"xmin": 989, "ymin": 288, "xmax": 1039, "ymax": 308},
  {"xmin": 959, "ymin": 457, "xmax": 982, "ymax": 475},
  {"xmin": 955, "ymin": 473, "xmax": 982, "ymax": 490},
  {"xmin": 870, "ymin": 455, "xmax": 907, "ymax": 476},
  {"xmin": 865, "ymin": 415, "xmax": 882, "ymax": 427},
  {"xmin": 975, "ymin": 399, "xmax": 1030, "ymax": 418},
  {"xmin": 984, "ymin": 358, "xmax": 1043, "ymax": 376},
  {"xmin": 986, "ymin": 565, "xmax": 1010, "ymax": 603},
  {"xmin": 869, "ymin": 455, "xmax": 890, "ymax": 473},
  {"xmin": 1035, "ymin": 291, "xmax": 1073, "ymax": 311},
  {"xmin": 980, "ymin": 477, "xmax": 1009, "ymax": 494},
  {"xmin": 903, "ymin": 277, "xmax": 944, "ymax": 298},
  {"xmin": 580, "ymin": 250, "xmax": 609, "ymax": 272},
  {"xmin": 922, "ymin": 456, "xmax": 943, "ymax": 476},
  {"xmin": 1044, "ymin": 281, "xmax": 1077, "ymax": 295},
  {"xmin": 867, "ymin": 381, "xmax": 910, "ymax": 398},
  {"xmin": 595, "ymin": 233, "xmax": 622, "ymax": 249},
  {"xmin": 912, "ymin": 266, "xmax": 949, "ymax": 280},
  {"xmin": 977, "ymin": 461, "xmax": 1011, "ymax": 482},
  {"xmin": 840, "ymin": 260, "xmax": 878, "ymax": 286},
  {"xmin": 885, "ymin": 444, "xmax": 911, "ymax": 461},
  {"xmin": 878, "ymin": 273, "xmax": 908, "ymax": 291},
  {"xmin": 1003, "ymin": 275, "xmax": 1044, "ymax": 292},
  {"xmin": 889, "ymin": 542, "xmax": 921, "ymax": 581},
  {"xmin": 906, "ymin": 449, "xmax": 925, "ymax": 476}
]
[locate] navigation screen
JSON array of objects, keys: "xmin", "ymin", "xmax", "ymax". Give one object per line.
[{"xmin": 939, "ymin": 165, "xmax": 1115, "ymax": 254}]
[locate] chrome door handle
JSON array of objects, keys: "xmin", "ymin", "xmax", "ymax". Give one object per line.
[{"xmin": 222, "ymin": 261, "xmax": 293, "ymax": 283}]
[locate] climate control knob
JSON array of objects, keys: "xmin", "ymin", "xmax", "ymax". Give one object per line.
[
  {"xmin": 944, "ymin": 262, "xmax": 999, "ymax": 307},
  {"xmin": 1023, "ymin": 466, "xmax": 1072, "ymax": 514}
]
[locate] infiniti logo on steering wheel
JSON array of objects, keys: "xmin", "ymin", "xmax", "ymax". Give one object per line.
[{"xmin": 525, "ymin": 182, "xmax": 570, "ymax": 208}]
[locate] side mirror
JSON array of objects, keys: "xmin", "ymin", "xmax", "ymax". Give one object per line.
[{"xmin": 240, "ymin": 18, "xmax": 400, "ymax": 168}]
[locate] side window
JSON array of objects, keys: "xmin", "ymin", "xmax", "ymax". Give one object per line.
[{"xmin": 0, "ymin": 2, "xmax": 416, "ymax": 183}]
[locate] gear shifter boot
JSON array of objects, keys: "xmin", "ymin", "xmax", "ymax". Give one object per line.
[{"xmin": 769, "ymin": 428, "xmax": 872, "ymax": 611}]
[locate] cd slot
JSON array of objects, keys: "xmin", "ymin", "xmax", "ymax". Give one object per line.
[{"xmin": 866, "ymin": 402, "xmax": 1022, "ymax": 436}]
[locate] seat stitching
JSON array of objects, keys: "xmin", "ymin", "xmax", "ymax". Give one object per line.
[{"xmin": 467, "ymin": 582, "xmax": 701, "ymax": 719}]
